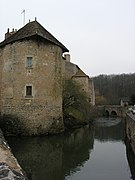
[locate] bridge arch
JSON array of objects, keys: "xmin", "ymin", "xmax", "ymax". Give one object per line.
[
  {"xmin": 110, "ymin": 110, "xmax": 117, "ymax": 116},
  {"xmin": 104, "ymin": 105, "xmax": 126, "ymax": 117},
  {"xmin": 105, "ymin": 110, "xmax": 109, "ymax": 116}
]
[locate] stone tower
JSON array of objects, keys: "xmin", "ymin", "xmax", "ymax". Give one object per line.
[
  {"xmin": 0, "ymin": 20, "xmax": 69, "ymax": 135},
  {"xmin": 63, "ymin": 54, "xmax": 95, "ymax": 106}
]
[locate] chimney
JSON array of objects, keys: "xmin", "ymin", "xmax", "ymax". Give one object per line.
[
  {"xmin": 5, "ymin": 28, "xmax": 10, "ymax": 39},
  {"xmin": 5, "ymin": 28, "xmax": 17, "ymax": 39},
  {"xmin": 64, "ymin": 53, "xmax": 70, "ymax": 62}
]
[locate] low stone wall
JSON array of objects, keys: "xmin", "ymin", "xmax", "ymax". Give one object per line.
[
  {"xmin": 0, "ymin": 129, "xmax": 27, "ymax": 179},
  {"xmin": 126, "ymin": 114, "xmax": 135, "ymax": 154}
]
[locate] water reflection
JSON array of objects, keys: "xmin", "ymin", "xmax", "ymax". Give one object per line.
[
  {"xmin": 7, "ymin": 117, "xmax": 134, "ymax": 180},
  {"xmin": 62, "ymin": 126, "xmax": 94, "ymax": 177},
  {"xmin": 7, "ymin": 126, "xmax": 94, "ymax": 180},
  {"xmin": 94, "ymin": 117, "xmax": 125, "ymax": 142}
]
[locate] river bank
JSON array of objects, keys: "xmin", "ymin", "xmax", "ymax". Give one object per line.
[
  {"xmin": 0, "ymin": 129, "xmax": 27, "ymax": 180},
  {"xmin": 126, "ymin": 113, "xmax": 135, "ymax": 155}
]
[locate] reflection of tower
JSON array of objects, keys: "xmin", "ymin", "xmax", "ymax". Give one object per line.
[
  {"xmin": 7, "ymin": 136, "xmax": 63, "ymax": 180},
  {"xmin": 62, "ymin": 125, "xmax": 94, "ymax": 176},
  {"xmin": 7, "ymin": 126, "xmax": 94, "ymax": 180}
]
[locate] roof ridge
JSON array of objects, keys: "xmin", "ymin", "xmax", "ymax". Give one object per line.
[{"xmin": 0, "ymin": 20, "xmax": 69, "ymax": 52}]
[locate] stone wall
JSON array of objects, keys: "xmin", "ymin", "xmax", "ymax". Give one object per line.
[
  {"xmin": 72, "ymin": 76, "xmax": 89, "ymax": 92},
  {"xmin": 126, "ymin": 114, "xmax": 135, "ymax": 154},
  {"xmin": 0, "ymin": 129, "xmax": 27, "ymax": 179},
  {"xmin": 64, "ymin": 61, "xmax": 79, "ymax": 78},
  {"xmin": 0, "ymin": 39, "xmax": 64, "ymax": 135},
  {"xmin": 88, "ymin": 79, "xmax": 95, "ymax": 106},
  {"xmin": 0, "ymin": 48, "xmax": 2, "ymax": 113}
]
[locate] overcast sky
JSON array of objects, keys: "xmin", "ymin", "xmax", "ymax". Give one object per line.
[{"xmin": 0, "ymin": 0, "xmax": 135, "ymax": 76}]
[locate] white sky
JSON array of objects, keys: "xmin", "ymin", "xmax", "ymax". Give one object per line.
[{"xmin": 0, "ymin": 0, "xmax": 135, "ymax": 76}]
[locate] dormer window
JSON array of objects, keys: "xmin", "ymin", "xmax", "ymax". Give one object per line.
[{"xmin": 26, "ymin": 57, "xmax": 33, "ymax": 68}]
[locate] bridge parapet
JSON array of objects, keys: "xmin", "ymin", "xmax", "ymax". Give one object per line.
[{"xmin": 104, "ymin": 105, "xmax": 127, "ymax": 117}]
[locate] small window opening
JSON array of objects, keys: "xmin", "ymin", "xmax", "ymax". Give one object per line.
[
  {"xmin": 26, "ymin": 57, "xmax": 33, "ymax": 68},
  {"xmin": 26, "ymin": 86, "xmax": 32, "ymax": 97}
]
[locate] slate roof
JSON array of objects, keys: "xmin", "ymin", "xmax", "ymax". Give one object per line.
[
  {"xmin": 72, "ymin": 69, "xmax": 89, "ymax": 78},
  {"xmin": 0, "ymin": 20, "xmax": 69, "ymax": 52}
]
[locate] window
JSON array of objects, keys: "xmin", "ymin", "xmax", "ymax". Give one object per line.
[
  {"xmin": 26, "ymin": 86, "xmax": 32, "ymax": 97},
  {"xmin": 89, "ymin": 98, "xmax": 91, "ymax": 103},
  {"xmin": 26, "ymin": 57, "xmax": 33, "ymax": 68}
]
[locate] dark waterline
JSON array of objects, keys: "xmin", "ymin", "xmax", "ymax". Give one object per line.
[{"xmin": 7, "ymin": 117, "xmax": 135, "ymax": 180}]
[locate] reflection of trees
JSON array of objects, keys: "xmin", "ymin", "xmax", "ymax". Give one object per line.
[
  {"xmin": 126, "ymin": 139, "xmax": 135, "ymax": 180},
  {"xmin": 94, "ymin": 120, "xmax": 125, "ymax": 142},
  {"xmin": 7, "ymin": 126, "xmax": 94, "ymax": 180}
]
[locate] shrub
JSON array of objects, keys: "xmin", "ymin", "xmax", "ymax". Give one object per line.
[
  {"xmin": 63, "ymin": 78, "xmax": 91, "ymax": 129},
  {"xmin": 0, "ymin": 114, "xmax": 25, "ymax": 136}
]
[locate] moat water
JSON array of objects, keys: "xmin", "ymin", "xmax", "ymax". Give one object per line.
[{"xmin": 7, "ymin": 117, "xmax": 135, "ymax": 180}]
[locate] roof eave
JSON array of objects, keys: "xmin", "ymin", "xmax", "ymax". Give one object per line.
[
  {"xmin": 0, "ymin": 33, "xmax": 69, "ymax": 52},
  {"xmin": 72, "ymin": 75, "xmax": 89, "ymax": 78}
]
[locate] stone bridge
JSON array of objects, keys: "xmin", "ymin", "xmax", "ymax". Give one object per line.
[{"xmin": 104, "ymin": 105, "xmax": 126, "ymax": 117}]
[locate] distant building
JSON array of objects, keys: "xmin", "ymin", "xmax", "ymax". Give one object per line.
[{"xmin": 120, "ymin": 97, "xmax": 130, "ymax": 107}]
